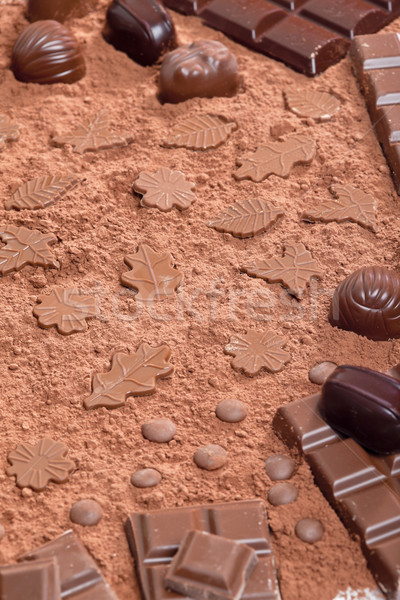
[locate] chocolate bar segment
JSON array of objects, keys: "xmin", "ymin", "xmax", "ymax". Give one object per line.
[
  {"xmin": 273, "ymin": 395, "xmax": 400, "ymax": 599},
  {"xmin": 125, "ymin": 500, "xmax": 280, "ymax": 600},
  {"xmin": 163, "ymin": 0, "xmax": 400, "ymax": 75},
  {"xmin": 20, "ymin": 530, "xmax": 119, "ymax": 599},
  {"xmin": 351, "ymin": 32, "xmax": 400, "ymax": 192},
  {"xmin": 0, "ymin": 558, "xmax": 60, "ymax": 600}
]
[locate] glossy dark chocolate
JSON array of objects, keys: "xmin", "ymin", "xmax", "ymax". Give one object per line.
[
  {"xmin": 163, "ymin": 0, "xmax": 400, "ymax": 76},
  {"xmin": 26, "ymin": 0, "xmax": 89, "ymax": 22},
  {"xmin": 103, "ymin": 0, "xmax": 176, "ymax": 66},
  {"xmin": 320, "ymin": 365, "xmax": 400, "ymax": 454},
  {"xmin": 12, "ymin": 20, "xmax": 86, "ymax": 85},
  {"xmin": 158, "ymin": 39, "xmax": 239, "ymax": 103},
  {"xmin": 351, "ymin": 32, "xmax": 400, "ymax": 193},
  {"xmin": 329, "ymin": 265, "xmax": 400, "ymax": 340},
  {"xmin": 273, "ymin": 393, "xmax": 400, "ymax": 599}
]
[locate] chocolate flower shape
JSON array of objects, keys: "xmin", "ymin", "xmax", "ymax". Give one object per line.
[
  {"xmin": 133, "ymin": 167, "xmax": 196, "ymax": 212},
  {"xmin": 224, "ymin": 330, "xmax": 290, "ymax": 377},
  {"xmin": 7, "ymin": 438, "xmax": 75, "ymax": 491},
  {"xmin": 33, "ymin": 287, "xmax": 99, "ymax": 335}
]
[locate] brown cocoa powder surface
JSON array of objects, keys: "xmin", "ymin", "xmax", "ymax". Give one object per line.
[{"xmin": 0, "ymin": 3, "xmax": 399, "ymax": 599}]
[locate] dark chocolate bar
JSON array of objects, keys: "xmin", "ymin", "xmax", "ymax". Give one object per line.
[
  {"xmin": 162, "ymin": 0, "xmax": 400, "ymax": 75},
  {"xmin": 0, "ymin": 558, "xmax": 60, "ymax": 600},
  {"xmin": 351, "ymin": 32, "xmax": 400, "ymax": 193},
  {"xmin": 125, "ymin": 499, "xmax": 280, "ymax": 600},
  {"xmin": 273, "ymin": 394, "xmax": 400, "ymax": 599},
  {"xmin": 20, "ymin": 530, "xmax": 119, "ymax": 599}
]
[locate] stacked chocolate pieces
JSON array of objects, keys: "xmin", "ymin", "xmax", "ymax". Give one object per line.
[
  {"xmin": 273, "ymin": 394, "xmax": 400, "ymax": 599},
  {"xmin": 125, "ymin": 499, "xmax": 280, "ymax": 600},
  {"xmin": 351, "ymin": 32, "xmax": 400, "ymax": 193},
  {"xmin": 162, "ymin": 0, "xmax": 400, "ymax": 75}
]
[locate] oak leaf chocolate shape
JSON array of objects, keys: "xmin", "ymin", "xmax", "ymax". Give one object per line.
[
  {"xmin": 52, "ymin": 110, "xmax": 134, "ymax": 154},
  {"xmin": 235, "ymin": 135, "xmax": 316, "ymax": 182},
  {"xmin": 164, "ymin": 115, "xmax": 238, "ymax": 151},
  {"xmin": 12, "ymin": 20, "xmax": 86, "ymax": 85},
  {"xmin": 133, "ymin": 167, "xmax": 196, "ymax": 211},
  {"xmin": 84, "ymin": 343, "xmax": 174, "ymax": 410},
  {"xmin": 0, "ymin": 225, "xmax": 58, "ymax": 275},
  {"xmin": 284, "ymin": 90, "xmax": 341, "ymax": 122},
  {"xmin": 121, "ymin": 244, "xmax": 182, "ymax": 302},
  {"xmin": 224, "ymin": 330, "xmax": 290, "ymax": 377},
  {"xmin": 208, "ymin": 199, "xmax": 284, "ymax": 239},
  {"xmin": 33, "ymin": 287, "xmax": 99, "ymax": 335},
  {"xmin": 302, "ymin": 184, "xmax": 377, "ymax": 232},
  {"xmin": 242, "ymin": 242, "xmax": 323, "ymax": 299},
  {"xmin": 0, "ymin": 115, "xmax": 20, "ymax": 151},
  {"xmin": 5, "ymin": 175, "xmax": 78, "ymax": 211},
  {"xmin": 329, "ymin": 266, "xmax": 400, "ymax": 341},
  {"xmin": 159, "ymin": 40, "xmax": 239, "ymax": 104},
  {"xmin": 7, "ymin": 438, "xmax": 75, "ymax": 491}
]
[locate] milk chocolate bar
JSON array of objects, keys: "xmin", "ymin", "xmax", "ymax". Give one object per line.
[
  {"xmin": 162, "ymin": 0, "xmax": 400, "ymax": 75},
  {"xmin": 273, "ymin": 394, "xmax": 400, "ymax": 599},
  {"xmin": 351, "ymin": 32, "xmax": 400, "ymax": 193},
  {"xmin": 125, "ymin": 499, "xmax": 280, "ymax": 600},
  {"xmin": 0, "ymin": 558, "xmax": 60, "ymax": 600}
]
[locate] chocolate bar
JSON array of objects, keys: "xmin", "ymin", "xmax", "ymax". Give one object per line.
[
  {"xmin": 273, "ymin": 394, "xmax": 400, "ymax": 599},
  {"xmin": 125, "ymin": 499, "xmax": 280, "ymax": 600},
  {"xmin": 162, "ymin": 0, "xmax": 400, "ymax": 75},
  {"xmin": 20, "ymin": 530, "xmax": 119, "ymax": 599},
  {"xmin": 0, "ymin": 558, "xmax": 60, "ymax": 600},
  {"xmin": 351, "ymin": 32, "xmax": 400, "ymax": 193}
]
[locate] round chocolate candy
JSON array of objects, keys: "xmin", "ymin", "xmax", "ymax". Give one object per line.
[
  {"xmin": 104, "ymin": 0, "xmax": 176, "ymax": 66},
  {"xmin": 26, "ymin": 0, "xmax": 93, "ymax": 22},
  {"xmin": 159, "ymin": 40, "xmax": 239, "ymax": 104},
  {"xmin": 12, "ymin": 20, "xmax": 86, "ymax": 85},
  {"xmin": 329, "ymin": 265, "xmax": 400, "ymax": 341},
  {"xmin": 320, "ymin": 365, "xmax": 400, "ymax": 454}
]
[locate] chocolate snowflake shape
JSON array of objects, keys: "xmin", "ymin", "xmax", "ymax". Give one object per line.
[
  {"xmin": 133, "ymin": 167, "xmax": 196, "ymax": 212},
  {"xmin": 33, "ymin": 287, "xmax": 99, "ymax": 335},
  {"xmin": 225, "ymin": 330, "xmax": 290, "ymax": 377},
  {"xmin": 0, "ymin": 225, "xmax": 58, "ymax": 275},
  {"xmin": 7, "ymin": 438, "xmax": 75, "ymax": 491}
]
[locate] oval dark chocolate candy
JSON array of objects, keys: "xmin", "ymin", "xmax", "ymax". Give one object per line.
[
  {"xmin": 103, "ymin": 0, "xmax": 176, "ymax": 66},
  {"xmin": 158, "ymin": 39, "xmax": 239, "ymax": 104},
  {"xmin": 320, "ymin": 365, "xmax": 400, "ymax": 454},
  {"xmin": 329, "ymin": 265, "xmax": 400, "ymax": 341},
  {"xmin": 26, "ymin": 0, "xmax": 91, "ymax": 22},
  {"xmin": 12, "ymin": 20, "xmax": 86, "ymax": 85}
]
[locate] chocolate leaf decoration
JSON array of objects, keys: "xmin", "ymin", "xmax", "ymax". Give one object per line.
[
  {"xmin": 5, "ymin": 174, "xmax": 78, "ymax": 210},
  {"xmin": 0, "ymin": 114, "xmax": 20, "ymax": 150},
  {"xmin": 284, "ymin": 90, "xmax": 341, "ymax": 122},
  {"xmin": 134, "ymin": 167, "xmax": 196, "ymax": 212},
  {"xmin": 52, "ymin": 110, "xmax": 134, "ymax": 154},
  {"xmin": 84, "ymin": 343, "xmax": 174, "ymax": 410},
  {"xmin": 0, "ymin": 225, "xmax": 58, "ymax": 275},
  {"xmin": 242, "ymin": 242, "xmax": 323, "ymax": 299},
  {"xmin": 302, "ymin": 184, "xmax": 377, "ymax": 232},
  {"xmin": 164, "ymin": 115, "xmax": 238, "ymax": 150},
  {"xmin": 208, "ymin": 199, "xmax": 284, "ymax": 238},
  {"xmin": 121, "ymin": 244, "xmax": 182, "ymax": 302},
  {"xmin": 33, "ymin": 287, "xmax": 99, "ymax": 335},
  {"xmin": 7, "ymin": 438, "xmax": 75, "ymax": 491},
  {"xmin": 235, "ymin": 134, "xmax": 316, "ymax": 182},
  {"xmin": 225, "ymin": 330, "xmax": 290, "ymax": 376}
]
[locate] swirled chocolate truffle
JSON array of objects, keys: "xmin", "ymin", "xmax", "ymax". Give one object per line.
[
  {"xmin": 12, "ymin": 20, "xmax": 86, "ymax": 85},
  {"xmin": 159, "ymin": 40, "xmax": 239, "ymax": 104},
  {"xmin": 329, "ymin": 266, "xmax": 400, "ymax": 341},
  {"xmin": 104, "ymin": 0, "xmax": 176, "ymax": 66},
  {"xmin": 26, "ymin": 0, "xmax": 94, "ymax": 22}
]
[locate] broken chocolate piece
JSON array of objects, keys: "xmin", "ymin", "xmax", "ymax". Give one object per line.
[
  {"xmin": 165, "ymin": 530, "xmax": 258, "ymax": 600},
  {"xmin": 0, "ymin": 558, "xmax": 60, "ymax": 600},
  {"xmin": 320, "ymin": 365, "xmax": 400, "ymax": 454},
  {"xmin": 329, "ymin": 265, "xmax": 400, "ymax": 340},
  {"xmin": 103, "ymin": 0, "xmax": 176, "ymax": 66},
  {"xmin": 125, "ymin": 499, "xmax": 280, "ymax": 600},
  {"xmin": 273, "ymin": 393, "xmax": 400, "ymax": 599},
  {"xmin": 12, "ymin": 20, "xmax": 86, "ymax": 84},
  {"xmin": 158, "ymin": 40, "xmax": 239, "ymax": 104},
  {"xmin": 351, "ymin": 32, "xmax": 400, "ymax": 193},
  {"xmin": 224, "ymin": 330, "xmax": 290, "ymax": 376},
  {"xmin": 20, "ymin": 530, "xmax": 119, "ymax": 599}
]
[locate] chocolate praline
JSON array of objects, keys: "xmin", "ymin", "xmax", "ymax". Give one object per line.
[{"xmin": 329, "ymin": 265, "xmax": 400, "ymax": 340}]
